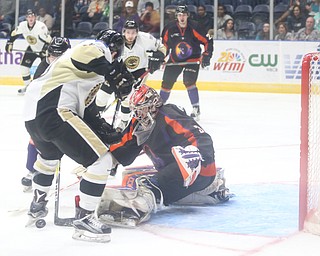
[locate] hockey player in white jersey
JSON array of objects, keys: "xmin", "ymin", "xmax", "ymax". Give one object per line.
[
  {"xmin": 95, "ymin": 20, "xmax": 166, "ymax": 132},
  {"xmin": 24, "ymin": 29, "xmax": 134, "ymax": 242},
  {"xmin": 5, "ymin": 9, "xmax": 52, "ymax": 95}
]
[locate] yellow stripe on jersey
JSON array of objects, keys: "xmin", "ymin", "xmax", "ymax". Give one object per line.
[{"xmin": 58, "ymin": 109, "xmax": 108, "ymax": 157}]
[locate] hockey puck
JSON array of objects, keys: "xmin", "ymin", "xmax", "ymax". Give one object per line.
[{"xmin": 35, "ymin": 219, "xmax": 46, "ymax": 228}]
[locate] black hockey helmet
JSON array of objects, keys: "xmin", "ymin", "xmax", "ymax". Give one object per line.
[
  {"xmin": 176, "ymin": 5, "xmax": 189, "ymax": 15},
  {"xmin": 48, "ymin": 37, "xmax": 71, "ymax": 57},
  {"xmin": 96, "ymin": 29, "xmax": 124, "ymax": 57},
  {"xmin": 123, "ymin": 20, "xmax": 139, "ymax": 31}
]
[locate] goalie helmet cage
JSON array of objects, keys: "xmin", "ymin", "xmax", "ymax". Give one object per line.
[{"xmin": 300, "ymin": 52, "xmax": 320, "ymax": 235}]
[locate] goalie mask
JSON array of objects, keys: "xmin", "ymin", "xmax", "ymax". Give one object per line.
[
  {"xmin": 96, "ymin": 29, "xmax": 124, "ymax": 58},
  {"xmin": 129, "ymin": 84, "xmax": 163, "ymax": 131}
]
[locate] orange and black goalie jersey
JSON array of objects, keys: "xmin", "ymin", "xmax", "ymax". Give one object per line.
[
  {"xmin": 109, "ymin": 104, "xmax": 216, "ymax": 177},
  {"xmin": 161, "ymin": 20, "xmax": 213, "ymax": 63}
]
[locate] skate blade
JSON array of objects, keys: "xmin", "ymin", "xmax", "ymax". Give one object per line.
[
  {"xmin": 25, "ymin": 216, "xmax": 38, "ymax": 227},
  {"xmin": 72, "ymin": 230, "xmax": 111, "ymax": 243},
  {"xmin": 23, "ymin": 186, "xmax": 32, "ymax": 193},
  {"xmin": 99, "ymin": 214, "xmax": 137, "ymax": 228}
]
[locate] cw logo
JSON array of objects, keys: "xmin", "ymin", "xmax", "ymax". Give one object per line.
[{"xmin": 249, "ymin": 54, "xmax": 278, "ymax": 67}]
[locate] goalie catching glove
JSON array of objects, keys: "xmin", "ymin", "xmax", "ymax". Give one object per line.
[
  {"xmin": 147, "ymin": 50, "xmax": 165, "ymax": 74},
  {"xmin": 171, "ymin": 145, "xmax": 203, "ymax": 187}
]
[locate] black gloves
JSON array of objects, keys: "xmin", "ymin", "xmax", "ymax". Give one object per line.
[
  {"xmin": 105, "ymin": 60, "xmax": 135, "ymax": 100},
  {"xmin": 96, "ymin": 122, "xmax": 123, "ymax": 145},
  {"xmin": 84, "ymin": 102, "xmax": 123, "ymax": 145},
  {"xmin": 39, "ymin": 43, "xmax": 49, "ymax": 58},
  {"xmin": 5, "ymin": 41, "xmax": 13, "ymax": 53},
  {"xmin": 201, "ymin": 53, "xmax": 211, "ymax": 68},
  {"xmin": 147, "ymin": 50, "xmax": 165, "ymax": 74}
]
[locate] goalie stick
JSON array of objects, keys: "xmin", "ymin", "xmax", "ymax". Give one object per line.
[{"xmin": 54, "ymin": 161, "xmax": 75, "ymax": 227}]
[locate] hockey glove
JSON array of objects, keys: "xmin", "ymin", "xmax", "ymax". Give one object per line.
[
  {"xmin": 40, "ymin": 43, "xmax": 49, "ymax": 58},
  {"xmin": 105, "ymin": 59, "xmax": 125, "ymax": 89},
  {"xmin": 201, "ymin": 53, "xmax": 211, "ymax": 68},
  {"xmin": 95, "ymin": 119, "xmax": 123, "ymax": 144},
  {"xmin": 147, "ymin": 50, "xmax": 165, "ymax": 74},
  {"xmin": 115, "ymin": 70, "xmax": 135, "ymax": 100},
  {"xmin": 5, "ymin": 41, "xmax": 13, "ymax": 53}
]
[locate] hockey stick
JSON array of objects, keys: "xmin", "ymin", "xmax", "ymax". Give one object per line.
[
  {"xmin": 12, "ymin": 48, "xmax": 42, "ymax": 54},
  {"xmin": 54, "ymin": 161, "xmax": 75, "ymax": 227},
  {"xmin": 111, "ymin": 98, "xmax": 121, "ymax": 127},
  {"xmin": 101, "ymin": 97, "xmax": 118, "ymax": 115},
  {"xmin": 164, "ymin": 61, "xmax": 200, "ymax": 67}
]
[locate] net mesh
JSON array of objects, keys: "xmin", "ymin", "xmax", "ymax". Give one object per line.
[{"xmin": 304, "ymin": 53, "xmax": 320, "ymax": 234}]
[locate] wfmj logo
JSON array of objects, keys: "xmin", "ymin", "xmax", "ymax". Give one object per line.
[
  {"xmin": 284, "ymin": 54, "xmax": 304, "ymax": 80},
  {"xmin": 213, "ymin": 49, "xmax": 246, "ymax": 73}
]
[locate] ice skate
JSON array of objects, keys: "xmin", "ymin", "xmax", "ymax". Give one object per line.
[
  {"xmin": 72, "ymin": 204, "xmax": 111, "ymax": 243},
  {"xmin": 17, "ymin": 86, "xmax": 27, "ymax": 95},
  {"xmin": 190, "ymin": 106, "xmax": 200, "ymax": 121},
  {"xmin": 25, "ymin": 189, "xmax": 48, "ymax": 227}
]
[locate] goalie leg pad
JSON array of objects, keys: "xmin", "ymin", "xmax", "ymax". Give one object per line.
[
  {"xmin": 97, "ymin": 177, "xmax": 159, "ymax": 226},
  {"xmin": 174, "ymin": 167, "xmax": 233, "ymax": 205}
]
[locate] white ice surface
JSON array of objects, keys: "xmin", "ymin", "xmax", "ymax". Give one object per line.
[{"xmin": 1, "ymin": 85, "xmax": 320, "ymax": 256}]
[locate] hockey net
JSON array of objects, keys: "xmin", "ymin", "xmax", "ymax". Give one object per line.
[{"xmin": 300, "ymin": 53, "xmax": 320, "ymax": 235}]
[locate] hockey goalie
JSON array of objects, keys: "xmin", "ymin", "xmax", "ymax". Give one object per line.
[{"xmin": 97, "ymin": 84, "xmax": 232, "ymax": 227}]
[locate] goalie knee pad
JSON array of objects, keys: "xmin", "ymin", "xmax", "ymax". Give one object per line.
[{"xmin": 175, "ymin": 168, "xmax": 231, "ymax": 205}]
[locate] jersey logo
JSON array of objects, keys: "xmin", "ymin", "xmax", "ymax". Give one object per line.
[
  {"xmin": 124, "ymin": 56, "xmax": 140, "ymax": 70},
  {"xmin": 175, "ymin": 42, "xmax": 192, "ymax": 60},
  {"xmin": 26, "ymin": 35, "xmax": 37, "ymax": 45}
]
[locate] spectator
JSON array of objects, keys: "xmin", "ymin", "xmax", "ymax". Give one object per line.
[
  {"xmin": 0, "ymin": 0, "xmax": 16, "ymax": 25},
  {"xmin": 0, "ymin": 21, "xmax": 10, "ymax": 38},
  {"xmin": 26, "ymin": 0, "xmax": 54, "ymax": 16},
  {"xmin": 217, "ymin": 18, "xmax": 237, "ymax": 40},
  {"xmin": 115, "ymin": 1, "xmax": 140, "ymax": 33},
  {"xmin": 74, "ymin": 0, "xmax": 91, "ymax": 12},
  {"xmin": 275, "ymin": 0, "xmax": 310, "ymax": 25},
  {"xmin": 51, "ymin": 0, "xmax": 75, "ymax": 38},
  {"xmin": 287, "ymin": 4, "xmax": 307, "ymax": 33},
  {"xmin": 310, "ymin": 0, "xmax": 320, "ymax": 13},
  {"xmin": 274, "ymin": 22, "xmax": 293, "ymax": 40},
  {"xmin": 294, "ymin": 16, "xmax": 320, "ymax": 40},
  {"xmin": 195, "ymin": 4, "xmax": 213, "ymax": 34},
  {"xmin": 137, "ymin": 0, "xmax": 159, "ymax": 16},
  {"xmin": 81, "ymin": 0, "xmax": 107, "ymax": 25},
  {"xmin": 256, "ymin": 22, "xmax": 271, "ymax": 40},
  {"xmin": 140, "ymin": 1, "xmax": 160, "ymax": 35},
  {"xmin": 37, "ymin": 7, "xmax": 54, "ymax": 33},
  {"xmin": 217, "ymin": 4, "xmax": 233, "ymax": 29}
]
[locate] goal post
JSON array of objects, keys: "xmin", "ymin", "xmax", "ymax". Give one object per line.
[{"xmin": 300, "ymin": 53, "xmax": 320, "ymax": 235}]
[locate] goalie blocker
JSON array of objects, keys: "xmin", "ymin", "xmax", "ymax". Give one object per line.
[{"xmin": 97, "ymin": 166, "xmax": 231, "ymax": 228}]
